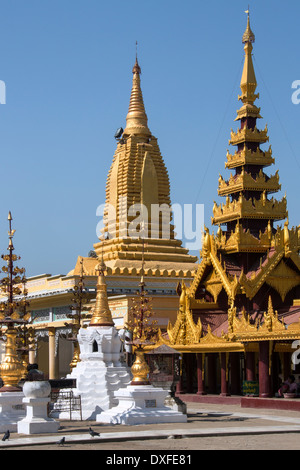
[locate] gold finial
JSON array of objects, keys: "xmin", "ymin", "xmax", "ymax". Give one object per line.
[
  {"xmin": 132, "ymin": 58, "xmax": 141, "ymax": 75},
  {"xmin": 89, "ymin": 242, "xmax": 114, "ymax": 327},
  {"xmin": 242, "ymin": 7, "xmax": 255, "ymax": 44},
  {"xmin": 123, "ymin": 47, "xmax": 151, "ymax": 138},
  {"xmin": 132, "ymin": 40, "xmax": 141, "ymax": 74},
  {"xmin": 8, "ymin": 211, "xmax": 16, "ymax": 240},
  {"xmin": 239, "ymin": 8, "xmax": 258, "ymax": 105}
]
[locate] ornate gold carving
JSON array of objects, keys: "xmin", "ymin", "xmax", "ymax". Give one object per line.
[
  {"xmin": 258, "ymin": 296, "xmax": 285, "ymax": 334},
  {"xmin": 0, "ymin": 325, "xmax": 26, "ymax": 390},
  {"xmin": 190, "ymin": 227, "xmax": 239, "ymax": 302},
  {"xmin": 229, "ymin": 124, "xmax": 268, "ymax": 146},
  {"xmin": 130, "ymin": 348, "xmax": 150, "ymax": 385},
  {"xmin": 200, "ymin": 325, "xmax": 230, "ymax": 347},
  {"xmin": 231, "ymin": 306, "xmax": 258, "ymax": 337},
  {"xmin": 231, "ymin": 297, "xmax": 300, "ymax": 343},
  {"xmin": 167, "ymin": 281, "xmax": 202, "ymax": 345},
  {"xmin": 212, "ymin": 192, "xmax": 287, "ymax": 225},
  {"xmin": 188, "ymin": 257, "xmax": 211, "ymax": 298},
  {"xmin": 217, "ymin": 222, "xmax": 273, "ymax": 254},
  {"xmin": 225, "ymin": 146, "xmax": 274, "ymax": 169},
  {"xmin": 239, "ymin": 247, "xmax": 285, "ymax": 300},
  {"xmin": 266, "ymin": 260, "xmax": 300, "ymax": 302},
  {"xmin": 218, "ymin": 169, "xmax": 280, "ymax": 196},
  {"xmin": 189, "ymin": 221, "xmax": 299, "ymax": 306},
  {"xmin": 227, "ymin": 300, "xmax": 237, "ymax": 334},
  {"xmin": 203, "ymin": 270, "xmax": 223, "ymax": 302}
]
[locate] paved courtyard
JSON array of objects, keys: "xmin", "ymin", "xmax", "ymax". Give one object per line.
[{"xmin": 2, "ymin": 402, "xmax": 300, "ymax": 451}]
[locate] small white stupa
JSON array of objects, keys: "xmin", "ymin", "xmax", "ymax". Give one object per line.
[
  {"xmin": 61, "ymin": 258, "xmax": 131, "ymax": 420},
  {"xmin": 96, "ymin": 264, "xmax": 187, "ymax": 425}
]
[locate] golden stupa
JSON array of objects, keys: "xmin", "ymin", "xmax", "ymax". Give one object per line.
[{"xmin": 92, "ymin": 57, "xmax": 197, "ymax": 273}]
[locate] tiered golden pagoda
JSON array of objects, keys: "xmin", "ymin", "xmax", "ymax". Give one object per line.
[
  {"xmin": 93, "ymin": 57, "xmax": 197, "ymax": 274},
  {"xmin": 212, "ymin": 13, "xmax": 288, "ymax": 239},
  {"xmin": 155, "ymin": 12, "xmax": 300, "ymax": 358},
  {"xmin": 205, "ymin": 12, "xmax": 299, "ymax": 304}
]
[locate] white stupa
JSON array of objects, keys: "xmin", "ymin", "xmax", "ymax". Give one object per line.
[
  {"xmin": 59, "ymin": 259, "xmax": 131, "ymax": 420},
  {"xmin": 95, "ymin": 270, "xmax": 187, "ymax": 425}
]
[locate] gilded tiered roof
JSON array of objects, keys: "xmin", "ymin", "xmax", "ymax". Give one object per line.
[
  {"xmin": 212, "ymin": 11, "xmax": 288, "ymax": 240},
  {"xmin": 178, "ymin": 12, "xmax": 300, "ymax": 335},
  {"xmin": 212, "ymin": 192, "xmax": 287, "ymax": 225},
  {"xmin": 225, "ymin": 146, "xmax": 274, "ymax": 169},
  {"xmin": 218, "ymin": 168, "xmax": 281, "ymax": 196}
]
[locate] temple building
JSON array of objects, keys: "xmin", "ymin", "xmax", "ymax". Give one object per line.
[
  {"xmin": 11, "ymin": 55, "xmax": 197, "ymax": 379},
  {"xmin": 156, "ymin": 13, "xmax": 300, "ymax": 399}
]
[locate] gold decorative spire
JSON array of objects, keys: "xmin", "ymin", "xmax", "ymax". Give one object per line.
[
  {"xmin": 242, "ymin": 8, "xmax": 255, "ymax": 44},
  {"xmin": 89, "ymin": 249, "xmax": 114, "ymax": 327},
  {"xmin": 211, "ymin": 10, "xmax": 287, "ymax": 248},
  {"xmin": 123, "ymin": 55, "xmax": 151, "ymax": 137},
  {"xmin": 239, "ymin": 10, "xmax": 258, "ymax": 108}
]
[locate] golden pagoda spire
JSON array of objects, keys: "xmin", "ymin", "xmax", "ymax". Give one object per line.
[
  {"xmin": 123, "ymin": 50, "xmax": 151, "ymax": 138},
  {"xmin": 242, "ymin": 8, "xmax": 255, "ymax": 44},
  {"xmin": 212, "ymin": 10, "xmax": 287, "ymax": 247},
  {"xmin": 89, "ymin": 246, "xmax": 114, "ymax": 327},
  {"xmin": 93, "ymin": 52, "xmax": 198, "ymax": 272},
  {"xmin": 239, "ymin": 8, "xmax": 259, "ymax": 108}
]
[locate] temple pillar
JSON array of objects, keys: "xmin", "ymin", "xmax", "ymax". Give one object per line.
[
  {"xmin": 48, "ymin": 328, "xmax": 58, "ymax": 380},
  {"xmin": 272, "ymin": 352, "xmax": 281, "ymax": 396},
  {"xmin": 220, "ymin": 353, "xmax": 230, "ymax": 396},
  {"xmin": 196, "ymin": 353, "xmax": 206, "ymax": 395},
  {"xmin": 207, "ymin": 354, "xmax": 217, "ymax": 394},
  {"xmin": 283, "ymin": 352, "xmax": 291, "ymax": 381},
  {"xmin": 259, "ymin": 341, "xmax": 271, "ymax": 398},
  {"xmin": 176, "ymin": 356, "xmax": 184, "ymax": 394},
  {"xmin": 230, "ymin": 352, "xmax": 241, "ymax": 395},
  {"xmin": 245, "ymin": 351, "xmax": 256, "ymax": 381},
  {"xmin": 185, "ymin": 354, "xmax": 193, "ymax": 393}
]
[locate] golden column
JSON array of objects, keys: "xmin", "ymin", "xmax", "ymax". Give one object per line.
[{"xmin": 48, "ymin": 327, "xmax": 57, "ymax": 380}]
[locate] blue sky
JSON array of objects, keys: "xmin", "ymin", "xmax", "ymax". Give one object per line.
[{"xmin": 0, "ymin": 0, "xmax": 298, "ymax": 277}]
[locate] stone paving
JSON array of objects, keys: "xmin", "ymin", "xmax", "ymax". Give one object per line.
[{"xmin": 1, "ymin": 402, "xmax": 300, "ymax": 450}]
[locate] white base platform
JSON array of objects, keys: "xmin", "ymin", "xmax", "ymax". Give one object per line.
[
  {"xmin": 96, "ymin": 385, "xmax": 187, "ymax": 425},
  {"xmin": 17, "ymin": 397, "xmax": 60, "ymax": 435},
  {"xmin": 0, "ymin": 391, "xmax": 25, "ymax": 433}
]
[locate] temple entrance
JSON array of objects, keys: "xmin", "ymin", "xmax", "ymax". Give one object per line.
[{"xmin": 175, "ymin": 347, "xmax": 299, "ymax": 398}]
